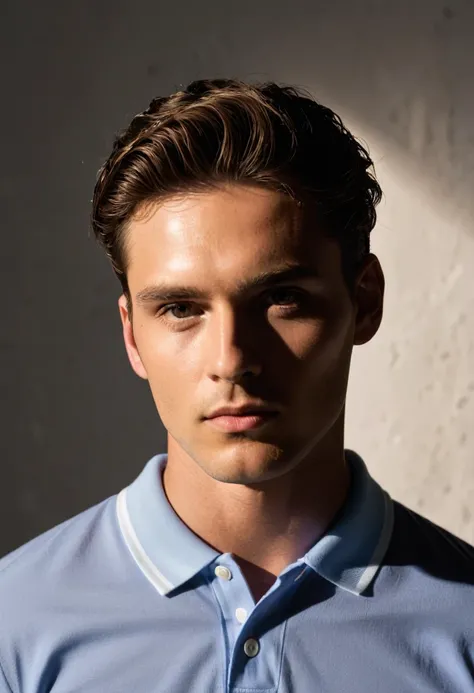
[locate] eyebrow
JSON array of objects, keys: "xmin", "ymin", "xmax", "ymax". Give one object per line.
[{"xmin": 135, "ymin": 264, "xmax": 321, "ymax": 305}]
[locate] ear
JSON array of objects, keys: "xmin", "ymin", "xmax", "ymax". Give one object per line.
[
  {"xmin": 118, "ymin": 294, "xmax": 148, "ymax": 380},
  {"xmin": 353, "ymin": 254, "xmax": 385, "ymax": 346}
]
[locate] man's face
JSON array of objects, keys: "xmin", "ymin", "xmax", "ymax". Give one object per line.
[{"xmin": 120, "ymin": 184, "xmax": 382, "ymax": 484}]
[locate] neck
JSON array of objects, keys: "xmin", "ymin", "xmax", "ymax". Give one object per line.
[{"xmin": 162, "ymin": 423, "xmax": 350, "ymax": 600}]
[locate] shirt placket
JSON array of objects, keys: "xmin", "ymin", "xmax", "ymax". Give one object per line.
[{"xmin": 211, "ymin": 554, "xmax": 307, "ymax": 693}]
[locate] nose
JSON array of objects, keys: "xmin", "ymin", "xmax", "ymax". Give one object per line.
[{"xmin": 206, "ymin": 305, "xmax": 263, "ymax": 384}]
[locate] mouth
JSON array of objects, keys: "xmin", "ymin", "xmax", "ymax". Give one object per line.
[{"xmin": 205, "ymin": 412, "xmax": 280, "ymax": 433}]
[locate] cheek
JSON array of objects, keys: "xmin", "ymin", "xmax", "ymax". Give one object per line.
[
  {"xmin": 308, "ymin": 321, "xmax": 354, "ymax": 399},
  {"xmin": 135, "ymin": 327, "xmax": 199, "ymax": 411},
  {"xmin": 138, "ymin": 322, "xmax": 198, "ymax": 371},
  {"xmin": 280, "ymin": 320, "xmax": 328, "ymax": 360},
  {"xmin": 287, "ymin": 310, "xmax": 354, "ymax": 394},
  {"xmin": 282, "ymin": 304, "xmax": 353, "ymax": 362}
]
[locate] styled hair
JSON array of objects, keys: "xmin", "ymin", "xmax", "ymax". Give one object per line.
[{"xmin": 91, "ymin": 78, "xmax": 382, "ymax": 300}]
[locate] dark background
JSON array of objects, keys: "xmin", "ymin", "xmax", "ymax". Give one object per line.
[{"xmin": 1, "ymin": 0, "xmax": 473, "ymax": 555}]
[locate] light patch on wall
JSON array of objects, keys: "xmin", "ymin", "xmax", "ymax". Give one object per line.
[{"xmin": 342, "ymin": 123, "xmax": 474, "ymax": 543}]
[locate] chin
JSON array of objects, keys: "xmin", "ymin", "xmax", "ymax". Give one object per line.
[{"xmin": 200, "ymin": 440, "xmax": 290, "ymax": 485}]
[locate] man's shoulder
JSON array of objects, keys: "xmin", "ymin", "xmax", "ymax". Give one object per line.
[
  {"xmin": 0, "ymin": 493, "xmax": 138, "ymax": 692},
  {"xmin": 387, "ymin": 499, "xmax": 474, "ymax": 588},
  {"xmin": 0, "ymin": 495, "xmax": 118, "ymax": 605}
]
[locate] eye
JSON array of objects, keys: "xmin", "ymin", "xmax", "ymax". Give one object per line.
[
  {"xmin": 265, "ymin": 287, "xmax": 304, "ymax": 309},
  {"xmin": 158, "ymin": 303, "xmax": 200, "ymax": 320}
]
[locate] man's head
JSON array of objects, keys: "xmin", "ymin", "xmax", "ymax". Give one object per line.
[{"xmin": 91, "ymin": 79, "xmax": 384, "ymax": 484}]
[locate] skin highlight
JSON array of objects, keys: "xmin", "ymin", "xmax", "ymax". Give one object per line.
[{"xmin": 118, "ymin": 183, "xmax": 384, "ymax": 602}]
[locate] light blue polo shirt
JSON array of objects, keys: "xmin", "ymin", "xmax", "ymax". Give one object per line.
[{"xmin": 1, "ymin": 451, "xmax": 474, "ymax": 692}]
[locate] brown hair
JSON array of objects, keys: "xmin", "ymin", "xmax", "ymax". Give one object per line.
[{"xmin": 91, "ymin": 78, "xmax": 382, "ymax": 301}]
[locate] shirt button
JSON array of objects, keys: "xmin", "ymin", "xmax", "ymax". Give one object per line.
[
  {"xmin": 235, "ymin": 607, "xmax": 248, "ymax": 624},
  {"xmin": 244, "ymin": 638, "xmax": 260, "ymax": 658},
  {"xmin": 214, "ymin": 566, "xmax": 232, "ymax": 580}
]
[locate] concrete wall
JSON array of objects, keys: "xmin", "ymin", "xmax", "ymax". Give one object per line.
[{"xmin": 1, "ymin": 0, "xmax": 473, "ymax": 554}]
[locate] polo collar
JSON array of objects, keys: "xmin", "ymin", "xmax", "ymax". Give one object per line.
[
  {"xmin": 117, "ymin": 451, "xmax": 393, "ymax": 597},
  {"xmin": 303, "ymin": 451, "xmax": 394, "ymax": 595}
]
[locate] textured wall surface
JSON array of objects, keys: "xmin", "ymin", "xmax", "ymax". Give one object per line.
[
  {"xmin": 1, "ymin": 0, "xmax": 473, "ymax": 554},
  {"xmin": 346, "ymin": 132, "xmax": 474, "ymax": 543}
]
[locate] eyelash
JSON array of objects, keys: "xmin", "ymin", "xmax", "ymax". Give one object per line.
[{"xmin": 157, "ymin": 288, "xmax": 305, "ymax": 322}]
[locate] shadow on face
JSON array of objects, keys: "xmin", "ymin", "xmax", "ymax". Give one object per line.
[{"xmin": 118, "ymin": 183, "xmax": 384, "ymax": 483}]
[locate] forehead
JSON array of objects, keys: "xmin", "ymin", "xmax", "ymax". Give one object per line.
[{"xmin": 125, "ymin": 185, "xmax": 333, "ymax": 290}]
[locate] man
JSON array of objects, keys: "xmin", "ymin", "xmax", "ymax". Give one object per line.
[{"xmin": 1, "ymin": 79, "xmax": 473, "ymax": 692}]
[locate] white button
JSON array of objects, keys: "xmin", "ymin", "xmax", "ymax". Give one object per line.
[
  {"xmin": 214, "ymin": 566, "xmax": 232, "ymax": 580},
  {"xmin": 235, "ymin": 607, "xmax": 248, "ymax": 624},
  {"xmin": 244, "ymin": 638, "xmax": 260, "ymax": 657}
]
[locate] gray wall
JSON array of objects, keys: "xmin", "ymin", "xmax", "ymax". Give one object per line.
[{"xmin": 1, "ymin": 0, "xmax": 473, "ymax": 555}]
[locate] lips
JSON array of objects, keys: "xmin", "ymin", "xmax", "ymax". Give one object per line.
[{"xmin": 205, "ymin": 411, "xmax": 279, "ymax": 432}]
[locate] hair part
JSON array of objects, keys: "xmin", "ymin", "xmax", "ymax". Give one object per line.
[{"xmin": 91, "ymin": 79, "xmax": 382, "ymax": 306}]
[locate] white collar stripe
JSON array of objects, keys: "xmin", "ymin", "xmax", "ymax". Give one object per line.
[
  {"xmin": 354, "ymin": 490, "xmax": 394, "ymax": 594},
  {"xmin": 116, "ymin": 488, "xmax": 174, "ymax": 596}
]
